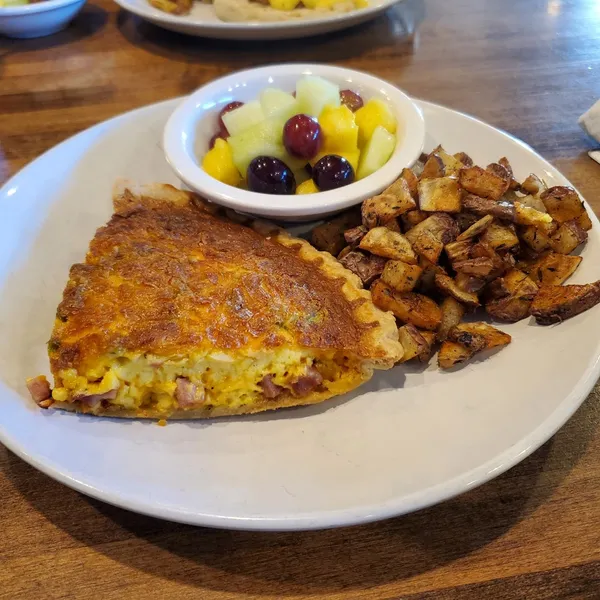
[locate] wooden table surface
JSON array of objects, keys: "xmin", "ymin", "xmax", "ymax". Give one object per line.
[{"xmin": 2, "ymin": 0, "xmax": 600, "ymax": 598}]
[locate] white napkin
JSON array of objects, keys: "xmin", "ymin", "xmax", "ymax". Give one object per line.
[
  {"xmin": 580, "ymin": 100, "xmax": 600, "ymax": 141},
  {"xmin": 579, "ymin": 100, "xmax": 600, "ymax": 164}
]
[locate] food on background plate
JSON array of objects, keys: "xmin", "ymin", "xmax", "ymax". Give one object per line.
[
  {"xmin": 0, "ymin": 0, "xmax": 44, "ymax": 5},
  {"xmin": 201, "ymin": 75, "xmax": 397, "ymax": 195},
  {"xmin": 26, "ymin": 182, "xmax": 402, "ymax": 417},
  {"xmin": 311, "ymin": 145, "xmax": 600, "ymax": 370},
  {"xmin": 149, "ymin": 0, "xmax": 367, "ymax": 22}
]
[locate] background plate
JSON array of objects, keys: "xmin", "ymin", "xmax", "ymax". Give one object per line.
[
  {"xmin": 1, "ymin": 98, "xmax": 599, "ymax": 531},
  {"xmin": 113, "ymin": 0, "xmax": 403, "ymax": 39}
]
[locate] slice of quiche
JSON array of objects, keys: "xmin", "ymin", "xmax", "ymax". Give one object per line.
[{"xmin": 27, "ymin": 182, "xmax": 402, "ymax": 418}]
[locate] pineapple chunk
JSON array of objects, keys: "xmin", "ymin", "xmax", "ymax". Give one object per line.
[
  {"xmin": 319, "ymin": 105, "xmax": 359, "ymax": 153},
  {"xmin": 357, "ymin": 125, "xmax": 396, "ymax": 180},
  {"xmin": 221, "ymin": 101, "xmax": 265, "ymax": 136},
  {"xmin": 295, "ymin": 76, "xmax": 340, "ymax": 119},
  {"xmin": 202, "ymin": 139, "xmax": 241, "ymax": 187},
  {"xmin": 355, "ymin": 98, "xmax": 397, "ymax": 148},
  {"xmin": 296, "ymin": 179, "xmax": 319, "ymax": 194}
]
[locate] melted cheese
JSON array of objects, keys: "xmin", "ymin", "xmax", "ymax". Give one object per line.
[{"xmin": 51, "ymin": 349, "xmax": 348, "ymax": 413}]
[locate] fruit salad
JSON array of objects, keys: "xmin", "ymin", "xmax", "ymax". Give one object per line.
[{"xmin": 201, "ymin": 76, "xmax": 397, "ymax": 195}]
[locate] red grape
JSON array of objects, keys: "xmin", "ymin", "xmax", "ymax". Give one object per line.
[
  {"xmin": 247, "ymin": 156, "xmax": 296, "ymax": 195},
  {"xmin": 340, "ymin": 89, "xmax": 364, "ymax": 112},
  {"xmin": 218, "ymin": 101, "xmax": 244, "ymax": 135},
  {"xmin": 283, "ymin": 114, "xmax": 323, "ymax": 160},
  {"xmin": 312, "ymin": 155, "xmax": 355, "ymax": 191}
]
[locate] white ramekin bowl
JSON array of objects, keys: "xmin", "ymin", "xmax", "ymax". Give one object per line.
[
  {"xmin": 0, "ymin": 0, "xmax": 86, "ymax": 38},
  {"xmin": 163, "ymin": 64, "xmax": 425, "ymax": 222}
]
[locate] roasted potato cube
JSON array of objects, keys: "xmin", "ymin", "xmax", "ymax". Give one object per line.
[
  {"xmin": 485, "ymin": 269, "xmax": 538, "ymax": 323},
  {"xmin": 437, "ymin": 296, "xmax": 466, "ymax": 342},
  {"xmin": 502, "ymin": 269, "xmax": 539, "ymax": 295},
  {"xmin": 359, "ymin": 227, "xmax": 417, "ymax": 263},
  {"xmin": 383, "ymin": 218, "xmax": 402, "ymax": 233},
  {"xmin": 397, "ymin": 324, "xmax": 429, "ymax": 362},
  {"xmin": 339, "ymin": 251, "xmax": 387, "ymax": 286},
  {"xmin": 462, "ymin": 194, "xmax": 516, "ymax": 221},
  {"xmin": 459, "ymin": 166, "xmax": 510, "ymax": 200},
  {"xmin": 453, "ymin": 151, "xmax": 474, "ymax": 167},
  {"xmin": 531, "ymin": 281, "xmax": 600, "ymax": 325},
  {"xmin": 520, "ymin": 225, "xmax": 552, "ymax": 252},
  {"xmin": 417, "ymin": 330, "xmax": 437, "ymax": 361},
  {"xmin": 311, "ymin": 223, "xmax": 347, "ymax": 256},
  {"xmin": 486, "ymin": 162, "xmax": 511, "ymax": 184},
  {"xmin": 455, "ymin": 273, "xmax": 487, "ymax": 294},
  {"xmin": 445, "ymin": 239, "xmax": 474, "ymax": 263},
  {"xmin": 518, "ymin": 193, "xmax": 547, "ymax": 213},
  {"xmin": 438, "ymin": 341, "xmax": 474, "ymax": 369},
  {"xmin": 338, "ymin": 246, "xmax": 352, "ymax": 260},
  {"xmin": 456, "ymin": 214, "xmax": 494, "ymax": 241},
  {"xmin": 521, "ymin": 173, "xmax": 546, "ymax": 196},
  {"xmin": 480, "ymin": 222, "xmax": 520, "ymax": 251},
  {"xmin": 405, "ymin": 213, "xmax": 459, "ymax": 264},
  {"xmin": 576, "ymin": 210, "xmax": 593, "ymax": 232},
  {"xmin": 455, "ymin": 212, "xmax": 480, "ymax": 232},
  {"xmin": 401, "ymin": 168, "xmax": 419, "ymax": 199},
  {"xmin": 524, "ymin": 252, "xmax": 582, "ymax": 286},
  {"xmin": 498, "ymin": 157, "xmax": 514, "ymax": 179},
  {"xmin": 362, "ymin": 178, "xmax": 417, "ymax": 228},
  {"xmin": 416, "ymin": 256, "xmax": 444, "ymax": 294},
  {"xmin": 540, "ymin": 186, "xmax": 586, "ymax": 224},
  {"xmin": 452, "ymin": 257, "xmax": 497, "ymax": 278},
  {"xmin": 469, "ymin": 241, "xmax": 497, "ymax": 259},
  {"xmin": 435, "ymin": 149, "xmax": 464, "ymax": 176},
  {"xmin": 381, "ymin": 260, "xmax": 423, "ymax": 292},
  {"xmin": 407, "ymin": 232, "xmax": 443, "ymax": 265},
  {"xmin": 344, "ymin": 225, "xmax": 368, "ymax": 247},
  {"xmin": 449, "ymin": 322, "xmax": 511, "ymax": 352},
  {"xmin": 549, "ymin": 220, "xmax": 587, "ymax": 254},
  {"xmin": 418, "ymin": 177, "xmax": 463, "ymax": 213},
  {"xmin": 311, "ymin": 211, "xmax": 361, "ymax": 256},
  {"xmin": 371, "ymin": 280, "xmax": 442, "ymax": 330},
  {"xmin": 435, "ymin": 272, "xmax": 480, "ymax": 307},
  {"xmin": 420, "ymin": 154, "xmax": 445, "ymax": 179},
  {"xmin": 486, "ymin": 296, "xmax": 532, "ymax": 323},
  {"xmin": 401, "ymin": 209, "xmax": 429, "ymax": 231},
  {"xmin": 514, "ymin": 202, "xmax": 553, "ymax": 228}
]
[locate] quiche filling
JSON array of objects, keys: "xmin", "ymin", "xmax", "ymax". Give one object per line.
[{"xmin": 50, "ymin": 349, "xmax": 361, "ymax": 415}]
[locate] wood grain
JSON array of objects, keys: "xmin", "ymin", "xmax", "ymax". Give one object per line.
[{"xmin": 2, "ymin": 0, "xmax": 600, "ymax": 598}]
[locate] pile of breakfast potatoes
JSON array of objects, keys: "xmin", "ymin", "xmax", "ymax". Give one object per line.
[{"xmin": 311, "ymin": 146, "xmax": 599, "ymax": 369}]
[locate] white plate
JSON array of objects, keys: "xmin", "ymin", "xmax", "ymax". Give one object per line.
[
  {"xmin": 113, "ymin": 0, "xmax": 403, "ymax": 40},
  {"xmin": 1, "ymin": 98, "xmax": 599, "ymax": 531}
]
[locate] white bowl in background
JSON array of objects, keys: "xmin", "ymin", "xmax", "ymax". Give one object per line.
[
  {"xmin": 163, "ymin": 64, "xmax": 425, "ymax": 221},
  {"xmin": 0, "ymin": 0, "xmax": 86, "ymax": 38}
]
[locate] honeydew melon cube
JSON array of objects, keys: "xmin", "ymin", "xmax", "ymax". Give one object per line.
[
  {"xmin": 357, "ymin": 125, "xmax": 396, "ymax": 180},
  {"xmin": 221, "ymin": 101, "xmax": 265, "ymax": 136},
  {"xmin": 228, "ymin": 116, "xmax": 305, "ymax": 176},
  {"xmin": 260, "ymin": 88, "xmax": 297, "ymax": 119},
  {"xmin": 295, "ymin": 76, "xmax": 340, "ymax": 119}
]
